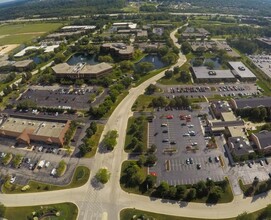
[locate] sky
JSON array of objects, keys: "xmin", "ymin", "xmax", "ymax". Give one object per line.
[{"xmin": 0, "ymin": 0, "xmax": 17, "ymax": 4}]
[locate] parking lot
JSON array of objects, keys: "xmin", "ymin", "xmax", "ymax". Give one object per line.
[
  {"xmin": 0, "ymin": 137, "xmax": 78, "ymax": 186},
  {"xmin": 148, "ymin": 110, "xmax": 225, "ymax": 185},
  {"xmin": 17, "ymin": 85, "xmax": 107, "ymax": 110},
  {"xmin": 157, "ymin": 83, "xmax": 259, "ymax": 98},
  {"xmin": 249, "ymin": 55, "xmax": 271, "ymax": 79},
  {"xmin": 232, "ymin": 160, "xmax": 271, "ymax": 185}
]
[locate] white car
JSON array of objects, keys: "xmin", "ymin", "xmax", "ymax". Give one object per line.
[
  {"xmin": 45, "ymin": 161, "xmax": 50, "ymax": 168},
  {"xmin": 10, "ymin": 176, "xmax": 16, "ymax": 184},
  {"xmin": 51, "ymin": 168, "xmax": 57, "ymax": 176},
  {"xmin": 38, "ymin": 146, "xmax": 43, "ymax": 152},
  {"xmin": 187, "ymin": 124, "xmax": 194, "ymax": 128}
]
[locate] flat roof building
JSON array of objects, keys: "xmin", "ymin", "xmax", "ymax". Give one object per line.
[
  {"xmin": 210, "ymin": 101, "xmax": 232, "ymax": 119},
  {"xmin": 230, "ymin": 97, "xmax": 271, "ymax": 110},
  {"xmin": 251, "ymin": 131, "xmax": 271, "ymax": 154},
  {"xmin": 13, "ymin": 60, "xmax": 34, "ymax": 71},
  {"xmin": 61, "ymin": 25, "xmax": 96, "ymax": 32},
  {"xmin": 101, "ymin": 43, "xmax": 134, "ymax": 60},
  {"xmin": 191, "ymin": 66, "xmax": 236, "ymax": 83},
  {"xmin": 52, "ymin": 62, "xmax": 113, "ymax": 79},
  {"xmin": 228, "ymin": 61, "xmax": 257, "ymax": 81},
  {"xmin": 0, "ymin": 115, "xmax": 70, "ymax": 146},
  {"xmin": 228, "ymin": 136, "xmax": 254, "ymax": 157}
]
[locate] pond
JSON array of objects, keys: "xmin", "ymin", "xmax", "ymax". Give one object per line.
[
  {"xmin": 67, "ymin": 53, "xmax": 98, "ymax": 65},
  {"xmin": 190, "ymin": 57, "xmax": 222, "ymax": 69},
  {"xmin": 136, "ymin": 54, "xmax": 166, "ymax": 70}
]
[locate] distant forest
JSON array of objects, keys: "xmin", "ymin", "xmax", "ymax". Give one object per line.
[
  {"xmin": 0, "ymin": 0, "xmax": 125, "ymax": 20},
  {"xmin": 1, "ymin": 0, "xmax": 271, "ymax": 20},
  {"xmin": 158, "ymin": 0, "xmax": 271, "ymax": 17}
]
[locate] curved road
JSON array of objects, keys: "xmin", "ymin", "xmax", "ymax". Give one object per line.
[{"xmin": 1, "ymin": 24, "xmax": 271, "ymax": 220}]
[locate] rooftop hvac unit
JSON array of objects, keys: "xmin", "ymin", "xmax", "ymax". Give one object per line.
[
  {"xmin": 239, "ymin": 144, "xmax": 243, "ymax": 148},
  {"xmin": 236, "ymin": 138, "xmax": 240, "ymax": 142}
]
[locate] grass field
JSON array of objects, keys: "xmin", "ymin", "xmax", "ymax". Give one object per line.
[
  {"xmin": 132, "ymin": 94, "xmax": 155, "ymax": 112},
  {"xmin": 2, "ymin": 166, "xmax": 90, "ymax": 194},
  {"xmin": 5, "ymin": 203, "xmax": 78, "ymax": 220},
  {"xmin": 0, "ymin": 22, "xmax": 63, "ymax": 45},
  {"xmin": 120, "ymin": 208, "xmax": 266, "ymax": 220}
]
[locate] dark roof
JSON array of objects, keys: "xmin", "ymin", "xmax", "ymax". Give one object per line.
[
  {"xmin": 234, "ymin": 97, "xmax": 271, "ymax": 109},
  {"xmin": 211, "ymin": 120, "xmax": 244, "ymax": 128},
  {"xmin": 253, "ymin": 131, "xmax": 271, "ymax": 150},
  {"xmin": 228, "ymin": 136, "xmax": 254, "ymax": 156}
]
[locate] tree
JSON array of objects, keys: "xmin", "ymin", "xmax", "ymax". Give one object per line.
[
  {"xmin": 54, "ymin": 52, "xmax": 66, "ymax": 64},
  {"xmin": 168, "ymin": 186, "xmax": 177, "ymax": 199},
  {"xmin": 136, "ymin": 62, "xmax": 154, "ymax": 75},
  {"xmin": 179, "ymin": 71, "xmax": 190, "ymax": 83},
  {"xmin": 236, "ymin": 212, "xmax": 253, "ymax": 220},
  {"xmin": 173, "ymin": 66, "xmax": 181, "ymax": 74},
  {"xmin": 195, "ymin": 181, "xmax": 209, "ymax": 198},
  {"xmin": 145, "ymin": 154, "xmax": 157, "ymax": 166},
  {"xmin": 186, "ymin": 188, "xmax": 196, "ymax": 200},
  {"xmin": 144, "ymin": 174, "xmax": 157, "ymax": 189},
  {"xmin": 0, "ymin": 204, "xmax": 6, "ymax": 217},
  {"xmin": 103, "ymin": 130, "xmax": 118, "ymax": 151},
  {"xmin": 157, "ymin": 181, "xmax": 169, "ymax": 198},
  {"xmin": 96, "ymin": 168, "xmax": 110, "ymax": 184},
  {"xmin": 145, "ymin": 84, "xmax": 157, "ymax": 95},
  {"xmin": 181, "ymin": 41, "xmax": 192, "ymax": 55},
  {"xmin": 208, "ymin": 186, "xmax": 223, "ymax": 203},
  {"xmin": 165, "ymin": 70, "xmax": 173, "ymax": 78},
  {"xmin": 148, "ymin": 144, "xmax": 157, "ymax": 153},
  {"xmin": 176, "ymin": 185, "xmax": 187, "ymax": 200},
  {"xmin": 260, "ymin": 204, "xmax": 271, "ymax": 219},
  {"xmin": 124, "ymin": 162, "xmax": 144, "ymax": 187}
]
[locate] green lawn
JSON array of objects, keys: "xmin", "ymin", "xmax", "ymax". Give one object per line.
[
  {"xmin": 5, "ymin": 203, "xmax": 78, "ymax": 220},
  {"xmin": 132, "ymin": 94, "xmax": 155, "ymax": 112},
  {"xmin": 120, "ymin": 208, "xmax": 266, "ymax": 220},
  {"xmin": 84, "ymin": 124, "xmax": 104, "ymax": 158},
  {"xmin": 158, "ymin": 62, "xmax": 192, "ymax": 85},
  {"xmin": 135, "ymin": 67, "xmax": 168, "ymax": 87},
  {"xmin": 2, "ymin": 166, "xmax": 90, "ymax": 194},
  {"xmin": 0, "ymin": 22, "xmax": 63, "ymax": 45}
]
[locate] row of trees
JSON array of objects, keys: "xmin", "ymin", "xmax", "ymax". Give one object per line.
[
  {"xmin": 152, "ymin": 95, "xmax": 191, "ymax": 109},
  {"xmin": 236, "ymin": 107, "xmax": 269, "ymax": 122},
  {"xmin": 79, "ymin": 122, "xmax": 97, "ymax": 156},
  {"xmin": 164, "ymin": 67, "xmax": 191, "ymax": 83}
]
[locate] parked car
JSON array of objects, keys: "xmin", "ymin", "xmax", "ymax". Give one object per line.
[
  {"xmin": 196, "ymin": 164, "xmax": 201, "ymax": 170},
  {"xmin": 208, "ymin": 157, "xmax": 212, "ymax": 163},
  {"xmin": 45, "ymin": 161, "xmax": 50, "ymax": 168},
  {"xmin": 51, "ymin": 168, "xmax": 57, "ymax": 176},
  {"xmin": 10, "ymin": 176, "xmax": 16, "ymax": 184},
  {"xmin": 170, "ymin": 141, "xmax": 176, "ymax": 145},
  {"xmin": 215, "ymin": 156, "xmax": 220, "ymax": 162},
  {"xmin": 260, "ymin": 160, "xmax": 264, "ymax": 166},
  {"xmin": 162, "ymin": 139, "xmax": 169, "ymax": 143}
]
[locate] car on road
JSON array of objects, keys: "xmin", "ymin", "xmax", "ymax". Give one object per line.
[
  {"xmin": 10, "ymin": 176, "xmax": 16, "ymax": 184},
  {"xmin": 154, "ymin": 132, "xmax": 158, "ymax": 136}
]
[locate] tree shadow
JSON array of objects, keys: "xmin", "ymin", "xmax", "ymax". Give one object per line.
[{"xmin": 90, "ymin": 177, "xmax": 104, "ymax": 190}]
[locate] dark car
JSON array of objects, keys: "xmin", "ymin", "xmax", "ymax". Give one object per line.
[{"xmin": 170, "ymin": 141, "xmax": 176, "ymax": 145}]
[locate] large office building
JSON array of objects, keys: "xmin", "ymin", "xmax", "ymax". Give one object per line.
[
  {"xmin": 0, "ymin": 115, "xmax": 71, "ymax": 147},
  {"xmin": 230, "ymin": 97, "xmax": 271, "ymax": 110},
  {"xmin": 52, "ymin": 62, "xmax": 113, "ymax": 79},
  {"xmin": 190, "ymin": 66, "xmax": 236, "ymax": 83},
  {"xmin": 101, "ymin": 43, "xmax": 134, "ymax": 60},
  {"xmin": 251, "ymin": 131, "xmax": 271, "ymax": 154}
]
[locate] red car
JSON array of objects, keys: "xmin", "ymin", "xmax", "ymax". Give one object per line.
[
  {"xmin": 149, "ymin": 172, "xmax": 157, "ymax": 176},
  {"xmin": 167, "ymin": 115, "xmax": 174, "ymax": 119}
]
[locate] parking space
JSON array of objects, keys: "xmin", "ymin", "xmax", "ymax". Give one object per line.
[
  {"xmin": 17, "ymin": 85, "xmax": 106, "ymax": 110},
  {"xmin": 148, "ymin": 109, "xmax": 225, "ymax": 185},
  {"xmin": 249, "ymin": 55, "xmax": 271, "ymax": 79},
  {"xmin": 157, "ymin": 83, "xmax": 259, "ymax": 98},
  {"xmin": 234, "ymin": 161, "xmax": 271, "ymax": 185},
  {"xmin": 0, "ymin": 139, "xmax": 77, "ymax": 186}
]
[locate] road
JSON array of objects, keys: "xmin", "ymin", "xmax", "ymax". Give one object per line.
[{"xmin": 1, "ymin": 24, "xmax": 271, "ymax": 220}]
